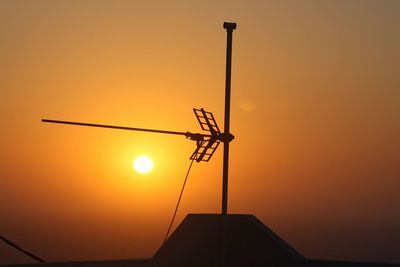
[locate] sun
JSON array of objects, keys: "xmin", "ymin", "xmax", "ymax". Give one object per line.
[{"xmin": 133, "ymin": 156, "xmax": 154, "ymax": 174}]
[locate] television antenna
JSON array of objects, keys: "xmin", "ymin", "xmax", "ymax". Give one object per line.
[{"xmin": 42, "ymin": 22, "xmax": 237, "ymax": 215}]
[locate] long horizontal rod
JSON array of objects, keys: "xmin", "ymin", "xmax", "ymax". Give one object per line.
[{"xmin": 42, "ymin": 119, "xmax": 190, "ymax": 136}]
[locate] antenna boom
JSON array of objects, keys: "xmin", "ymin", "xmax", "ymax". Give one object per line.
[{"xmin": 42, "ymin": 119, "xmax": 201, "ymax": 138}]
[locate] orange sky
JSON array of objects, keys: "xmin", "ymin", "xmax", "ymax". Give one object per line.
[{"xmin": 1, "ymin": 0, "xmax": 399, "ymax": 264}]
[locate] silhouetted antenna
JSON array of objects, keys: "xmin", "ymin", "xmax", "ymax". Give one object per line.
[{"xmin": 42, "ymin": 22, "xmax": 237, "ymax": 215}]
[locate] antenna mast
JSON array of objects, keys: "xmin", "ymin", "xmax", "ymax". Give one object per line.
[{"xmin": 222, "ymin": 22, "xmax": 236, "ymax": 215}]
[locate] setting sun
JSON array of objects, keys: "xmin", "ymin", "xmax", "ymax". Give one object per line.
[{"xmin": 133, "ymin": 156, "xmax": 154, "ymax": 174}]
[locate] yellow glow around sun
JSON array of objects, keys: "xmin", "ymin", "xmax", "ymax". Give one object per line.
[{"xmin": 133, "ymin": 156, "xmax": 154, "ymax": 174}]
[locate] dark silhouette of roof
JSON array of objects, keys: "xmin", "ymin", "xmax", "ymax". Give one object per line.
[
  {"xmin": 1, "ymin": 259, "xmax": 152, "ymax": 267},
  {"xmin": 154, "ymin": 213, "xmax": 303, "ymax": 266},
  {"xmin": 2, "ymin": 214, "xmax": 400, "ymax": 267},
  {"xmin": 302, "ymin": 259, "xmax": 400, "ymax": 267}
]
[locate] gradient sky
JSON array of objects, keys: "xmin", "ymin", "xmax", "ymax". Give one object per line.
[{"xmin": 1, "ymin": 0, "xmax": 399, "ymax": 264}]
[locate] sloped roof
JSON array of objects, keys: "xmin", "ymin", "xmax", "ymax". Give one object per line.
[{"xmin": 153, "ymin": 213, "xmax": 304, "ymax": 267}]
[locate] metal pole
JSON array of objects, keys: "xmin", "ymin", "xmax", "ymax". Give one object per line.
[{"xmin": 222, "ymin": 22, "xmax": 236, "ymax": 215}]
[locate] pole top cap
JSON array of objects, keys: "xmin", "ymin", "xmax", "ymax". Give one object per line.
[{"xmin": 223, "ymin": 22, "xmax": 237, "ymax": 31}]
